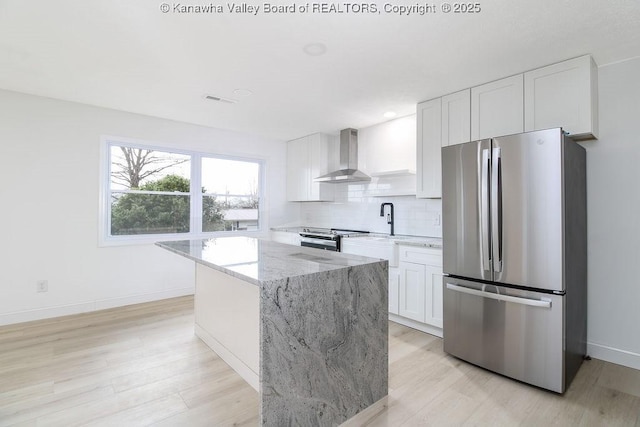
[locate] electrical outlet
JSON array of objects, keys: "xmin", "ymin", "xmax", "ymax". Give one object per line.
[{"xmin": 36, "ymin": 280, "xmax": 48, "ymax": 293}]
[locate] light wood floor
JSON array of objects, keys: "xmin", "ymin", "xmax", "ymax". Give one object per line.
[{"xmin": 1, "ymin": 297, "xmax": 639, "ymax": 426}]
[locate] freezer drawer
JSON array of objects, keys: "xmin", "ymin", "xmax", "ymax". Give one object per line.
[{"xmin": 443, "ymin": 277, "xmax": 566, "ymax": 393}]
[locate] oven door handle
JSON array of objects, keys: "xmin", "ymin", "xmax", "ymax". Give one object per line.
[
  {"xmin": 301, "ymin": 241, "xmax": 337, "ymax": 251},
  {"xmin": 299, "ymin": 233, "xmax": 333, "ymax": 240}
]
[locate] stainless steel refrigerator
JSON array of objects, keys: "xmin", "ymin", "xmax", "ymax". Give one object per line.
[{"xmin": 441, "ymin": 127, "xmax": 587, "ymax": 393}]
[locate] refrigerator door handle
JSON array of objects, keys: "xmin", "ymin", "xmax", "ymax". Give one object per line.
[
  {"xmin": 491, "ymin": 147, "xmax": 503, "ymax": 272},
  {"xmin": 481, "ymin": 148, "xmax": 491, "ymax": 272},
  {"xmin": 445, "ymin": 283, "xmax": 552, "ymax": 308}
]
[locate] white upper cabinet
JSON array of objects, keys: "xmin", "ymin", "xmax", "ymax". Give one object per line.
[
  {"xmin": 471, "ymin": 74, "xmax": 524, "ymax": 140},
  {"xmin": 415, "ymin": 55, "xmax": 598, "ymax": 199},
  {"xmin": 286, "ymin": 133, "xmax": 334, "ymax": 202},
  {"xmin": 416, "ymin": 98, "xmax": 442, "ymax": 199},
  {"xmin": 442, "ymin": 89, "xmax": 471, "ymax": 146},
  {"xmin": 416, "ymin": 90, "xmax": 470, "ymax": 199},
  {"xmin": 360, "ymin": 115, "xmax": 416, "ymax": 176},
  {"xmin": 524, "ymin": 55, "xmax": 598, "ymax": 140}
]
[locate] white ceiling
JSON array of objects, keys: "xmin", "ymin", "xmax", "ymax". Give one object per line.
[{"xmin": 1, "ymin": 0, "xmax": 639, "ymax": 141}]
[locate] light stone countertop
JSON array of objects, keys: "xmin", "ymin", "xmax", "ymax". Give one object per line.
[
  {"xmin": 270, "ymin": 226, "xmax": 442, "ymax": 248},
  {"xmin": 343, "ymin": 233, "xmax": 443, "ymax": 249},
  {"xmin": 270, "ymin": 226, "xmax": 306, "ymax": 233},
  {"xmin": 156, "ymin": 236, "xmax": 386, "ymax": 286}
]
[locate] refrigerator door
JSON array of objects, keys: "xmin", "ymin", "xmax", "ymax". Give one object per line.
[
  {"xmin": 442, "ymin": 139, "xmax": 493, "ymax": 281},
  {"xmin": 492, "ymin": 128, "xmax": 564, "ymax": 291},
  {"xmin": 443, "ymin": 276, "xmax": 565, "ymax": 393}
]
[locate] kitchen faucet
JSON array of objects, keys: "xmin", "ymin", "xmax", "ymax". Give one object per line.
[{"xmin": 380, "ymin": 203, "xmax": 394, "ymax": 236}]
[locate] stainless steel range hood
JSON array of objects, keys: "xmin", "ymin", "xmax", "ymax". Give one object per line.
[{"xmin": 315, "ymin": 128, "xmax": 371, "ymax": 183}]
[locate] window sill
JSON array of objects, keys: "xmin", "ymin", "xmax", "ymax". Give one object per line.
[{"xmin": 98, "ymin": 229, "xmax": 268, "ymax": 247}]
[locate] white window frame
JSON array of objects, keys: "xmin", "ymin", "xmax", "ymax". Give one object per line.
[{"xmin": 99, "ymin": 135, "xmax": 266, "ymax": 246}]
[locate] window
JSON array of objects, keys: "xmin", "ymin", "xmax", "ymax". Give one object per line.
[
  {"xmin": 201, "ymin": 158, "xmax": 260, "ymax": 232},
  {"xmin": 101, "ymin": 137, "xmax": 263, "ymax": 245}
]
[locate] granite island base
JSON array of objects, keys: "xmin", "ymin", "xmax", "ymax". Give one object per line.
[{"xmin": 157, "ymin": 237, "xmax": 389, "ymax": 426}]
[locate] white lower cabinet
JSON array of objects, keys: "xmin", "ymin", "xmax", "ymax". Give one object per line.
[
  {"xmin": 389, "ymin": 266, "xmax": 400, "ymax": 315},
  {"xmin": 340, "ymin": 238, "xmax": 443, "ymax": 336},
  {"xmin": 398, "ymin": 261, "xmax": 426, "ymax": 322},
  {"xmin": 424, "ymin": 265, "xmax": 444, "ymax": 328},
  {"xmin": 340, "ymin": 238, "xmax": 400, "ymax": 314},
  {"xmin": 396, "ymin": 245, "xmax": 443, "ymax": 336}
]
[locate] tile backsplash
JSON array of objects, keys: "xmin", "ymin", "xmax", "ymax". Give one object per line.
[{"xmin": 298, "ymin": 181, "xmax": 442, "ymax": 238}]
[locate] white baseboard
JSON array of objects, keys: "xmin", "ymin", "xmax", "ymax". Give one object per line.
[
  {"xmin": 0, "ymin": 287, "xmax": 194, "ymax": 326},
  {"xmin": 588, "ymin": 341, "xmax": 640, "ymax": 371},
  {"xmin": 93, "ymin": 287, "xmax": 194, "ymax": 311},
  {"xmin": 194, "ymin": 323, "xmax": 259, "ymax": 392},
  {"xmin": 388, "ymin": 315, "xmax": 640, "ymax": 372},
  {"xmin": 389, "ymin": 314, "xmax": 443, "ymax": 338}
]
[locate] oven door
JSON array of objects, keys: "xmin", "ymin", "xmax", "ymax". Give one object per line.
[{"xmin": 300, "ymin": 236, "xmax": 338, "ymax": 251}]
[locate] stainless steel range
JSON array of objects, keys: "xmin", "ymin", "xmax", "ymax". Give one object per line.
[{"xmin": 299, "ymin": 228, "xmax": 369, "ymax": 252}]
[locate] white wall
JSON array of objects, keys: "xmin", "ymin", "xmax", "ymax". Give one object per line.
[
  {"xmin": 0, "ymin": 89, "xmax": 294, "ymax": 325},
  {"xmin": 582, "ymin": 56, "xmax": 640, "ymax": 369}
]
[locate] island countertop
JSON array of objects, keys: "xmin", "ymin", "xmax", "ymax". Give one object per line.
[{"xmin": 156, "ymin": 236, "xmax": 386, "ymax": 286}]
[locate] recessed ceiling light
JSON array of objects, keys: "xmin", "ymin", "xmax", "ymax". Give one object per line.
[
  {"xmin": 384, "ymin": 111, "xmax": 397, "ymax": 118},
  {"xmin": 233, "ymin": 88, "xmax": 253, "ymax": 97},
  {"xmin": 303, "ymin": 43, "xmax": 327, "ymax": 56}
]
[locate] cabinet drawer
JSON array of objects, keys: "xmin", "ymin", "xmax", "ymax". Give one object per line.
[{"xmin": 398, "ymin": 245, "xmax": 442, "ymax": 266}]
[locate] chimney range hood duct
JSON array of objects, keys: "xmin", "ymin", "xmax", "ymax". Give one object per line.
[{"xmin": 315, "ymin": 128, "xmax": 371, "ymax": 183}]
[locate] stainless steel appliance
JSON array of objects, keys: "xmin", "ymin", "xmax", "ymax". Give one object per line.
[
  {"xmin": 315, "ymin": 129, "xmax": 371, "ymax": 183},
  {"xmin": 441, "ymin": 128, "xmax": 587, "ymax": 393},
  {"xmin": 299, "ymin": 228, "xmax": 369, "ymax": 252}
]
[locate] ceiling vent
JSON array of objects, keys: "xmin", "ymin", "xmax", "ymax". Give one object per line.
[{"xmin": 204, "ymin": 94, "xmax": 237, "ymax": 104}]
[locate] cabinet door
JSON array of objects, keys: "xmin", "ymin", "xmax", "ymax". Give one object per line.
[
  {"xmin": 399, "ymin": 262, "xmax": 426, "ymax": 322},
  {"xmin": 308, "ymin": 133, "xmax": 331, "ymax": 201},
  {"xmin": 442, "ymin": 89, "xmax": 471, "ymax": 147},
  {"xmin": 286, "ymin": 134, "xmax": 334, "ymax": 202},
  {"xmin": 471, "ymin": 74, "xmax": 524, "ymax": 140},
  {"xmin": 361, "ymin": 115, "xmax": 416, "ymax": 176},
  {"xmin": 416, "ymin": 98, "xmax": 442, "ymax": 199},
  {"xmin": 389, "ymin": 266, "xmax": 400, "ymax": 315},
  {"xmin": 286, "ymin": 138, "xmax": 308, "ymax": 201},
  {"xmin": 424, "ymin": 265, "xmax": 443, "ymax": 328},
  {"xmin": 524, "ymin": 55, "xmax": 598, "ymax": 140}
]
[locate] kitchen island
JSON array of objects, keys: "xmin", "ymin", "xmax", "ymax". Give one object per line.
[{"xmin": 157, "ymin": 237, "xmax": 388, "ymax": 426}]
